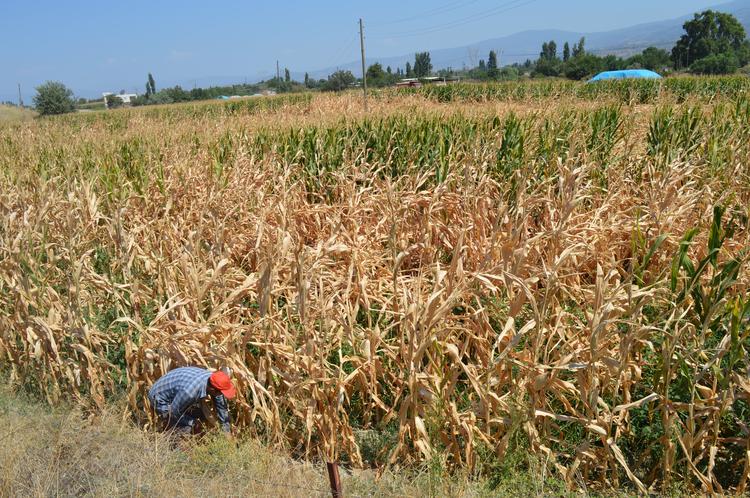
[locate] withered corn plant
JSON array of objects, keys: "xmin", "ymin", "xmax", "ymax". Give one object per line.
[
  {"xmin": 0, "ymin": 88, "xmax": 749, "ymax": 494},
  {"xmin": 385, "ymin": 75, "xmax": 750, "ymax": 106}
]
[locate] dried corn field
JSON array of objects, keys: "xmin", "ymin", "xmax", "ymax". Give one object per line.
[{"xmin": 1, "ymin": 79, "xmax": 749, "ymax": 494}]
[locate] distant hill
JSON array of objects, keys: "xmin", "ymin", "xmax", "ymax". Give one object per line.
[
  {"xmin": 307, "ymin": 0, "xmax": 750, "ymax": 78},
  {"xmin": 33, "ymin": 0, "xmax": 747, "ymax": 100}
]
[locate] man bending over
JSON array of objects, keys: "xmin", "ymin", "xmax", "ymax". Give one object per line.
[{"xmin": 148, "ymin": 366, "xmax": 236, "ymax": 437}]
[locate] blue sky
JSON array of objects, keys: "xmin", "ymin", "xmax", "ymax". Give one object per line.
[{"xmin": 0, "ymin": 0, "xmax": 725, "ymax": 101}]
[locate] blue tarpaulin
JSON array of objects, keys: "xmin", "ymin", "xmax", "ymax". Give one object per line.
[{"xmin": 588, "ymin": 69, "xmax": 662, "ymax": 82}]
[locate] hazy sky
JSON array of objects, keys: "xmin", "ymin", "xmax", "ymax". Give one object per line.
[{"xmin": 0, "ymin": 0, "xmax": 727, "ymax": 101}]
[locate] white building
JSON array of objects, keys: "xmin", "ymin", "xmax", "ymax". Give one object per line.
[{"xmin": 102, "ymin": 92, "xmax": 138, "ymax": 108}]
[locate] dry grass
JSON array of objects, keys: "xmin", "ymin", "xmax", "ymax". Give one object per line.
[
  {"xmin": 0, "ymin": 104, "xmax": 35, "ymax": 124},
  {"xmin": 0, "ymin": 389, "xmax": 575, "ymax": 497},
  {"xmin": 0, "ymin": 84, "xmax": 749, "ymax": 494}
]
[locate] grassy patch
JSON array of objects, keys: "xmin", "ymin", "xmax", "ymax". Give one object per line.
[{"xmin": 0, "ymin": 104, "xmax": 35, "ymax": 123}]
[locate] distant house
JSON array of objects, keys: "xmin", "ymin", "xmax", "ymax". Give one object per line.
[
  {"xmin": 396, "ymin": 79, "xmax": 422, "ymax": 88},
  {"xmin": 102, "ymin": 92, "xmax": 138, "ymax": 108},
  {"xmin": 396, "ymin": 77, "xmax": 456, "ymax": 88}
]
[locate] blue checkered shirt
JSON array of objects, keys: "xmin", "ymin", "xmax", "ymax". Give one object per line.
[{"xmin": 148, "ymin": 367, "xmax": 231, "ymax": 432}]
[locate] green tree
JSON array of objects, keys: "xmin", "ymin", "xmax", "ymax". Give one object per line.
[
  {"xmin": 148, "ymin": 93, "xmax": 173, "ymax": 105},
  {"xmin": 323, "ymin": 70, "xmax": 355, "ymax": 91},
  {"xmin": 601, "ymin": 54, "xmax": 625, "ymax": 71},
  {"xmin": 284, "ymin": 68, "xmax": 291, "ymax": 83},
  {"xmin": 563, "ymin": 42, "xmax": 570, "ymax": 62},
  {"xmin": 414, "ymin": 52, "xmax": 432, "ymax": 77},
  {"xmin": 405, "ymin": 62, "xmax": 413, "ymax": 77},
  {"xmin": 437, "ymin": 67, "xmax": 455, "ymax": 78},
  {"xmin": 366, "ymin": 62, "xmax": 385, "ymax": 80},
  {"xmin": 189, "ymin": 88, "xmax": 208, "ymax": 101},
  {"xmin": 487, "ymin": 50, "xmax": 498, "ymax": 78},
  {"xmin": 33, "ymin": 81, "xmax": 75, "ymax": 115},
  {"xmin": 366, "ymin": 62, "xmax": 395, "ymax": 87},
  {"xmin": 469, "ymin": 59, "xmax": 487, "ymax": 80},
  {"xmin": 631, "ymin": 46, "xmax": 672, "ymax": 71},
  {"xmin": 104, "ymin": 94, "xmax": 123, "ymax": 109},
  {"xmin": 563, "ymin": 53, "xmax": 603, "ymax": 79},
  {"xmin": 572, "ymin": 37, "xmax": 585, "ymax": 57},
  {"xmin": 130, "ymin": 95, "xmax": 148, "ymax": 106},
  {"xmin": 535, "ymin": 40, "xmax": 561, "ymax": 76},
  {"xmin": 540, "ymin": 40, "xmax": 557, "ymax": 60},
  {"xmin": 164, "ymin": 85, "xmax": 189, "ymax": 102},
  {"xmin": 535, "ymin": 58, "xmax": 561, "ymax": 77},
  {"xmin": 148, "ymin": 73, "xmax": 156, "ymax": 95},
  {"xmin": 499, "ymin": 66, "xmax": 519, "ymax": 80},
  {"xmin": 690, "ymin": 52, "xmax": 740, "ymax": 74},
  {"xmin": 672, "ymin": 10, "xmax": 750, "ymax": 70}
]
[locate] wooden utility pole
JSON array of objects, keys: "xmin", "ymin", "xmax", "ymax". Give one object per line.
[
  {"xmin": 359, "ymin": 18, "xmax": 368, "ymax": 112},
  {"xmin": 326, "ymin": 462, "xmax": 342, "ymax": 498}
]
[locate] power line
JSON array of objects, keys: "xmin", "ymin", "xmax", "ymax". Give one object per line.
[
  {"xmin": 372, "ymin": 0, "xmax": 540, "ymax": 39},
  {"xmin": 301, "ymin": 1, "xmax": 530, "ymax": 76},
  {"xmin": 310, "ymin": 0, "xmax": 658, "ymax": 81},
  {"xmin": 369, "ymin": 0, "xmax": 482, "ymax": 27},
  {"xmin": 322, "ymin": 33, "xmax": 360, "ymax": 71},
  {"xmin": 312, "ymin": 3, "xmax": 661, "ymax": 81},
  {"xmin": 386, "ymin": 0, "xmax": 537, "ymax": 38}
]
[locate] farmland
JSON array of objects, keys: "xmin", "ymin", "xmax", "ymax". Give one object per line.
[
  {"xmin": 1, "ymin": 77, "xmax": 749, "ymax": 494},
  {"xmin": 0, "ymin": 104, "xmax": 35, "ymax": 124}
]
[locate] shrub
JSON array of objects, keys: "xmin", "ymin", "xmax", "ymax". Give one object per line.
[
  {"xmin": 690, "ymin": 53, "xmax": 740, "ymax": 74},
  {"xmin": 33, "ymin": 81, "xmax": 75, "ymax": 115}
]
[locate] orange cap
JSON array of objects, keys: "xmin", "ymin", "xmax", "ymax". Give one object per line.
[{"xmin": 209, "ymin": 370, "xmax": 237, "ymax": 399}]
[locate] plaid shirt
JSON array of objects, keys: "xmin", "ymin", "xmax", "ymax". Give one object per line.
[{"xmin": 148, "ymin": 367, "xmax": 231, "ymax": 432}]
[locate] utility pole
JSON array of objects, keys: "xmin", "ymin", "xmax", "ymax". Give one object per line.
[
  {"xmin": 17, "ymin": 83, "xmax": 23, "ymax": 107},
  {"xmin": 359, "ymin": 18, "xmax": 368, "ymax": 112}
]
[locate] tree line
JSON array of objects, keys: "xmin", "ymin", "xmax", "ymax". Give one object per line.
[
  {"xmin": 31, "ymin": 9, "xmax": 750, "ymax": 115},
  {"xmin": 319, "ymin": 9, "xmax": 750, "ymax": 90},
  {"xmin": 493, "ymin": 9, "xmax": 749, "ymax": 80}
]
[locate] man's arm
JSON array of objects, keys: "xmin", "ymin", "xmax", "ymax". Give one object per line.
[{"xmin": 213, "ymin": 394, "xmax": 232, "ymax": 433}]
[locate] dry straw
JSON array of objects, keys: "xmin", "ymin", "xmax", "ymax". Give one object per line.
[{"xmin": 1, "ymin": 82, "xmax": 749, "ymax": 493}]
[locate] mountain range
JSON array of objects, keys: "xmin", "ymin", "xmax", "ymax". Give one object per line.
[
  {"xmin": 305, "ymin": 0, "xmax": 750, "ymax": 79},
  {"xmin": 8, "ymin": 1, "xmax": 749, "ymax": 102}
]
